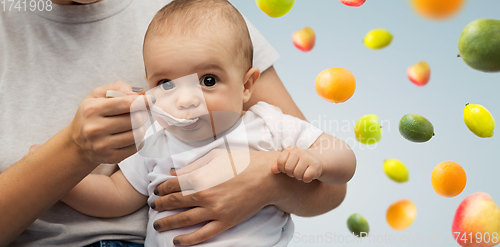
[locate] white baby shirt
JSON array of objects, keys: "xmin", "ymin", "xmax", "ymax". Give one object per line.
[{"xmin": 119, "ymin": 102, "xmax": 324, "ymax": 247}]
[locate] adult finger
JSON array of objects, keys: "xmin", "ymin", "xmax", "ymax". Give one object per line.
[
  {"xmin": 96, "ymin": 95, "xmax": 154, "ymax": 117},
  {"xmin": 155, "ymin": 177, "xmax": 181, "ymax": 196},
  {"xmin": 152, "ymin": 207, "xmax": 211, "ymax": 232},
  {"xmin": 151, "ymin": 192, "xmax": 201, "ymax": 212},
  {"xmin": 107, "ymin": 131, "xmax": 137, "ymax": 149},
  {"xmin": 89, "ymin": 81, "xmax": 144, "ymax": 99},
  {"xmin": 172, "ymin": 221, "xmax": 227, "ymax": 246},
  {"xmin": 98, "ymin": 112, "xmax": 148, "ymax": 135},
  {"xmin": 174, "ymin": 149, "xmax": 221, "ymax": 176},
  {"xmin": 102, "ymin": 144, "xmax": 137, "ymax": 164}
]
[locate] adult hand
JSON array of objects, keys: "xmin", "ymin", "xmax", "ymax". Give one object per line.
[
  {"xmin": 68, "ymin": 81, "xmax": 154, "ymax": 166},
  {"xmin": 0, "ymin": 81, "xmax": 155, "ymax": 246},
  {"xmin": 152, "ymin": 150, "xmax": 282, "ymax": 246}
]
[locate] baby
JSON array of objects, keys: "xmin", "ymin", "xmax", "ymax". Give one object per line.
[{"xmin": 61, "ymin": 0, "xmax": 356, "ymax": 246}]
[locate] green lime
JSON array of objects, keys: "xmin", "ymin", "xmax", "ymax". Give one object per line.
[
  {"xmin": 383, "ymin": 159, "xmax": 409, "ymax": 183},
  {"xmin": 399, "ymin": 113, "xmax": 434, "ymax": 143},
  {"xmin": 463, "ymin": 103, "xmax": 495, "ymax": 138},
  {"xmin": 347, "ymin": 213, "xmax": 370, "ymax": 237}
]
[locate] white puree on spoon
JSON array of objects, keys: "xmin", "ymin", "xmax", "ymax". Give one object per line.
[{"xmin": 105, "ymin": 90, "xmax": 198, "ymax": 127}]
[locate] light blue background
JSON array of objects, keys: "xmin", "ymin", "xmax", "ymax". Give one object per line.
[{"xmin": 233, "ymin": 1, "xmax": 500, "ymax": 246}]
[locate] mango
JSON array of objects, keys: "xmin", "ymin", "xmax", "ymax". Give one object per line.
[{"xmin": 458, "ymin": 19, "xmax": 500, "ymax": 73}]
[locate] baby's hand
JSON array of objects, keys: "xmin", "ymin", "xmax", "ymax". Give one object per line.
[
  {"xmin": 271, "ymin": 146, "xmax": 323, "ymax": 183},
  {"xmin": 24, "ymin": 144, "xmax": 41, "ymax": 157}
]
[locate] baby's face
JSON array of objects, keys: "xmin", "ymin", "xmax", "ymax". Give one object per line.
[{"xmin": 143, "ymin": 34, "xmax": 247, "ymax": 141}]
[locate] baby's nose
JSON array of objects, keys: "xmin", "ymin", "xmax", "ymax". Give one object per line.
[{"xmin": 176, "ymin": 92, "xmax": 201, "ymax": 109}]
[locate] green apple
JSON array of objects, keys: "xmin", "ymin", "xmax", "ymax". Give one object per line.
[
  {"xmin": 354, "ymin": 114, "xmax": 382, "ymax": 145},
  {"xmin": 255, "ymin": 0, "xmax": 295, "ymax": 18}
]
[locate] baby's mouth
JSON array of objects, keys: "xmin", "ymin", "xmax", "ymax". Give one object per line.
[
  {"xmin": 151, "ymin": 106, "xmax": 200, "ymax": 127},
  {"xmin": 179, "ymin": 118, "xmax": 201, "ymax": 130}
]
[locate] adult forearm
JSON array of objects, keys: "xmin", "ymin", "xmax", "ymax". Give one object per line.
[
  {"xmin": 0, "ymin": 127, "xmax": 96, "ymax": 246},
  {"xmin": 268, "ymin": 171, "xmax": 347, "ymax": 217},
  {"xmin": 244, "ymin": 66, "xmax": 306, "ymax": 121}
]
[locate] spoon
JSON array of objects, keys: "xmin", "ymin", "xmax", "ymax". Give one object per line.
[{"xmin": 105, "ymin": 90, "xmax": 198, "ymax": 127}]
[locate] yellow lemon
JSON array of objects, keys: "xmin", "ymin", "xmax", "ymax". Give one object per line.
[
  {"xmin": 363, "ymin": 29, "xmax": 393, "ymax": 49},
  {"xmin": 463, "ymin": 103, "xmax": 495, "ymax": 138},
  {"xmin": 383, "ymin": 159, "xmax": 409, "ymax": 183}
]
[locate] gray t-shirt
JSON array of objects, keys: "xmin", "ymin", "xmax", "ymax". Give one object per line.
[{"xmin": 0, "ymin": 0, "xmax": 279, "ymax": 246}]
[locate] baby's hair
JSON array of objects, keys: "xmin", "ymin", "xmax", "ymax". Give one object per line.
[{"xmin": 144, "ymin": 0, "xmax": 253, "ymax": 72}]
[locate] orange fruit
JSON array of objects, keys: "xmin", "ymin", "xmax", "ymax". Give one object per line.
[
  {"xmin": 315, "ymin": 68, "xmax": 356, "ymax": 103},
  {"xmin": 431, "ymin": 161, "xmax": 467, "ymax": 198},
  {"xmin": 410, "ymin": 0, "xmax": 465, "ymax": 20},
  {"xmin": 386, "ymin": 199, "xmax": 417, "ymax": 230}
]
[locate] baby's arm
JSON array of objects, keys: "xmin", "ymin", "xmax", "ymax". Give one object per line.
[
  {"xmin": 61, "ymin": 170, "xmax": 147, "ymax": 218},
  {"xmin": 271, "ymin": 133, "xmax": 356, "ymax": 186}
]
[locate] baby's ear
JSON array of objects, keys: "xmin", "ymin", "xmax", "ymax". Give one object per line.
[{"xmin": 242, "ymin": 67, "xmax": 260, "ymax": 103}]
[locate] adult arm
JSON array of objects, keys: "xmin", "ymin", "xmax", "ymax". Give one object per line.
[
  {"xmin": 0, "ymin": 82, "xmax": 150, "ymax": 246},
  {"xmin": 60, "ymin": 170, "xmax": 147, "ymax": 218},
  {"xmin": 244, "ymin": 66, "xmax": 306, "ymax": 120}
]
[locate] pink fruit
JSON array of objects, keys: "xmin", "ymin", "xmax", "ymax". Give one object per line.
[
  {"xmin": 407, "ymin": 61, "xmax": 430, "ymax": 86},
  {"xmin": 292, "ymin": 27, "xmax": 316, "ymax": 52},
  {"xmin": 452, "ymin": 192, "xmax": 500, "ymax": 247},
  {"xmin": 339, "ymin": 0, "xmax": 366, "ymax": 7}
]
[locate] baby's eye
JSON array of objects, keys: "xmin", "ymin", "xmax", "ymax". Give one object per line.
[
  {"xmin": 200, "ymin": 75, "xmax": 218, "ymax": 87},
  {"xmin": 159, "ymin": 79, "xmax": 175, "ymax": 90}
]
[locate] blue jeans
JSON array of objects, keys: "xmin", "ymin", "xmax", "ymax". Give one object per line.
[{"xmin": 84, "ymin": 240, "xmax": 144, "ymax": 247}]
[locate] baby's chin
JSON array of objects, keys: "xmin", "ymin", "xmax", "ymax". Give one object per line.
[{"xmin": 162, "ymin": 118, "xmax": 216, "ymax": 142}]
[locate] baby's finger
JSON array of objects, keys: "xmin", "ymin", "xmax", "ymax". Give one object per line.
[
  {"xmin": 270, "ymin": 162, "xmax": 280, "ymax": 174},
  {"xmin": 24, "ymin": 144, "xmax": 41, "ymax": 157},
  {"xmin": 276, "ymin": 150, "xmax": 289, "ymax": 173},
  {"xmin": 284, "ymin": 153, "xmax": 299, "ymax": 177},
  {"xmin": 303, "ymin": 166, "xmax": 319, "ymax": 183},
  {"xmin": 293, "ymin": 159, "xmax": 309, "ymax": 181}
]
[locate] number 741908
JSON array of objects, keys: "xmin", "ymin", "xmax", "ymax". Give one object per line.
[
  {"xmin": 453, "ymin": 232, "xmax": 499, "ymax": 245},
  {"xmin": 1, "ymin": 0, "xmax": 52, "ymax": 11}
]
